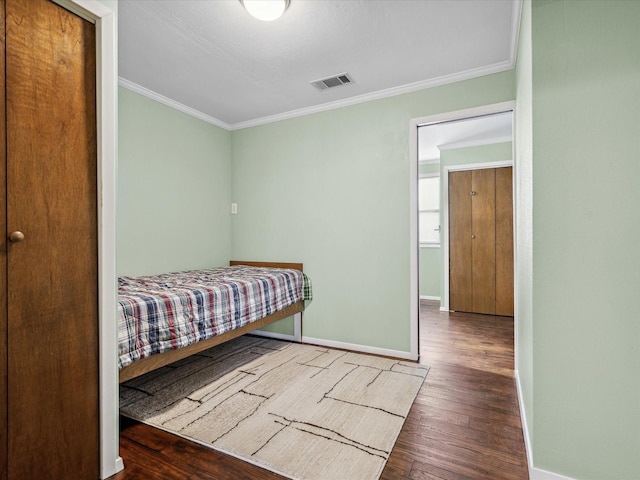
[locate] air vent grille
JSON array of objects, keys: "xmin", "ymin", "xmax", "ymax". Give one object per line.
[{"xmin": 311, "ymin": 72, "xmax": 354, "ymax": 91}]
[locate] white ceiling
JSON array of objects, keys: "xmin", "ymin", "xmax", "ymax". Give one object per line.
[
  {"xmin": 418, "ymin": 111, "xmax": 513, "ymax": 162},
  {"xmin": 118, "ymin": 0, "xmax": 521, "ymax": 130}
]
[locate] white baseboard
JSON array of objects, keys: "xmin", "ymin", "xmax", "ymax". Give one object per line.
[
  {"xmin": 420, "ymin": 295, "xmax": 440, "ymax": 301},
  {"xmin": 250, "ymin": 330, "xmax": 296, "ymax": 342},
  {"xmin": 105, "ymin": 457, "xmax": 124, "ymax": 479},
  {"xmin": 514, "ymin": 370, "xmax": 576, "ymax": 480},
  {"xmin": 301, "ymin": 336, "xmax": 419, "ymax": 361},
  {"xmin": 439, "ymin": 307, "xmax": 450, "ymax": 312},
  {"xmin": 101, "ymin": 456, "xmax": 124, "ymax": 479},
  {"xmin": 531, "ymin": 468, "xmax": 576, "ymax": 480},
  {"xmin": 255, "ymin": 332, "xmax": 420, "ymax": 361},
  {"xmin": 515, "ymin": 370, "xmax": 534, "ymax": 468}
]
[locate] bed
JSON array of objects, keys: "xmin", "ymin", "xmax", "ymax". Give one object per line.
[{"xmin": 117, "ymin": 261, "xmax": 311, "ymax": 382}]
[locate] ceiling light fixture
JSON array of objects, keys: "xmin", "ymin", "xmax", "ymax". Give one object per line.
[{"xmin": 241, "ymin": 0, "xmax": 290, "ymax": 21}]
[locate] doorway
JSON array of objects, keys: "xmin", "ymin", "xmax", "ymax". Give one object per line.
[{"xmin": 409, "ymin": 102, "xmax": 516, "ymax": 358}]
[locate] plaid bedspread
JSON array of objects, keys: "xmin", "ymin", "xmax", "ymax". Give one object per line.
[{"xmin": 118, "ymin": 265, "xmax": 312, "ymax": 370}]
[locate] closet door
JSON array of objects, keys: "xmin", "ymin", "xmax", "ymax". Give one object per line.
[
  {"xmin": 470, "ymin": 168, "xmax": 496, "ymax": 315},
  {"xmin": 449, "ymin": 170, "xmax": 473, "ymax": 312},
  {"xmin": 449, "ymin": 167, "xmax": 513, "ymax": 316},
  {"xmin": 495, "ymin": 167, "xmax": 514, "ymax": 316},
  {"xmin": 4, "ymin": 0, "xmax": 99, "ymax": 478},
  {"xmin": 0, "ymin": 1, "xmax": 7, "ymax": 477}
]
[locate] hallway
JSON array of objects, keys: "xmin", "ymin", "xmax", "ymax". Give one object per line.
[{"xmin": 381, "ymin": 300, "xmax": 529, "ymax": 479}]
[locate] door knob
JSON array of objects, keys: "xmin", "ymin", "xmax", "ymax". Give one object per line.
[
  {"xmin": 9, "ymin": 231, "xmax": 25, "ymax": 243},
  {"xmin": 471, "ymin": 234, "xmax": 476, "ymax": 239}
]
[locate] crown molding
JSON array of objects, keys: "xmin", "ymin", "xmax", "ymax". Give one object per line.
[
  {"xmin": 438, "ymin": 135, "xmax": 513, "ymax": 151},
  {"xmin": 119, "ymin": 63, "xmax": 515, "ymax": 133},
  {"xmin": 419, "ymin": 158, "xmax": 440, "ymax": 165},
  {"xmin": 119, "ymin": 59, "xmax": 515, "ymax": 133},
  {"xmin": 118, "ymin": 0, "xmax": 521, "ymax": 134},
  {"xmin": 230, "ymin": 59, "xmax": 515, "ymax": 130},
  {"xmin": 510, "ymin": 0, "xmax": 523, "ymax": 67},
  {"xmin": 118, "ymin": 78, "xmax": 233, "ymax": 131}
]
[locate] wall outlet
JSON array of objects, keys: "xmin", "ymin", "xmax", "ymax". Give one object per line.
[{"xmin": 231, "ymin": 203, "xmax": 237, "ymax": 215}]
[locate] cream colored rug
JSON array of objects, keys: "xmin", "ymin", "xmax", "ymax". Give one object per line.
[{"xmin": 120, "ymin": 336, "xmax": 429, "ymax": 480}]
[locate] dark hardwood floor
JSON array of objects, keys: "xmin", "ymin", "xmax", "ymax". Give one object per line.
[
  {"xmin": 381, "ymin": 301, "xmax": 529, "ymax": 480},
  {"xmin": 111, "ymin": 300, "xmax": 529, "ymax": 480}
]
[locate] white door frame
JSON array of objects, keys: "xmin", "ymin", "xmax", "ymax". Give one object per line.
[
  {"xmin": 409, "ymin": 101, "xmax": 516, "ymax": 360},
  {"xmin": 53, "ymin": 1, "xmax": 119, "ymax": 478}
]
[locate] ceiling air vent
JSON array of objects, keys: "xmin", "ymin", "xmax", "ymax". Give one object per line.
[{"xmin": 310, "ymin": 72, "xmax": 354, "ymax": 91}]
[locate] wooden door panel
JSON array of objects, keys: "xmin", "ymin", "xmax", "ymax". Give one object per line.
[
  {"xmin": 449, "ymin": 171, "xmax": 473, "ymax": 312},
  {"xmin": 5, "ymin": 0, "xmax": 98, "ymax": 478},
  {"xmin": 495, "ymin": 167, "xmax": 514, "ymax": 316},
  {"xmin": 471, "ymin": 169, "xmax": 496, "ymax": 314},
  {"xmin": 0, "ymin": 2, "xmax": 7, "ymax": 478}
]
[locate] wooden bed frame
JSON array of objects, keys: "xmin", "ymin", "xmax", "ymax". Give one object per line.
[{"xmin": 118, "ymin": 261, "xmax": 304, "ymax": 383}]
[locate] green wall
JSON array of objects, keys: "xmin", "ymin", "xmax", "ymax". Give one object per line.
[
  {"xmin": 230, "ymin": 71, "xmax": 515, "ymax": 353},
  {"xmin": 116, "ymin": 72, "xmax": 515, "ymax": 351},
  {"xmin": 418, "ymin": 162, "xmax": 441, "ymax": 299},
  {"xmin": 419, "ymin": 248, "xmax": 441, "ymax": 299},
  {"xmin": 117, "ymin": 87, "xmax": 232, "ymax": 276},
  {"xmin": 518, "ymin": 1, "xmax": 640, "ymax": 478}
]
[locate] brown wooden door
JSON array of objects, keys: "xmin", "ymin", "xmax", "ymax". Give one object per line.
[
  {"xmin": 2, "ymin": 0, "xmax": 99, "ymax": 478},
  {"xmin": 0, "ymin": 1, "xmax": 7, "ymax": 478},
  {"xmin": 449, "ymin": 170, "xmax": 473, "ymax": 312},
  {"xmin": 449, "ymin": 167, "xmax": 513, "ymax": 316},
  {"xmin": 495, "ymin": 167, "xmax": 514, "ymax": 316},
  {"xmin": 470, "ymin": 168, "xmax": 496, "ymax": 314}
]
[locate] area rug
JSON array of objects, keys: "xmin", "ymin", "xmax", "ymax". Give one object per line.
[{"xmin": 120, "ymin": 336, "xmax": 429, "ymax": 480}]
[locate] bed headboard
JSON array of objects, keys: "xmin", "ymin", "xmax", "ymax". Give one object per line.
[{"xmin": 229, "ymin": 261, "xmax": 303, "ymax": 272}]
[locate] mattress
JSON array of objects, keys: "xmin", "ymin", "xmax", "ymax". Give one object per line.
[{"xmin": 117, "ymin": 265, "xmax": 311, "ymax": 369}]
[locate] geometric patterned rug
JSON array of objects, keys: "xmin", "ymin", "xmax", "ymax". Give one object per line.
[{"xmin": 120, "ymin": 336, "xmax": 429, "ymax": 480}]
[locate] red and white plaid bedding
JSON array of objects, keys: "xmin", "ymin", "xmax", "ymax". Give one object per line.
[{"xmin": 117, "ymin": 265, "xmax": 310, "ymax": 370}]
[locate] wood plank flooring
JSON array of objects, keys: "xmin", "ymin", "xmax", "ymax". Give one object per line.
[
  {"xmin": 111, "ymin": 300, "xmax": 529, "ymax": 480},
  {"xmin": 382, "ymin": 301, "xmax": 528, "ymax": 480}
]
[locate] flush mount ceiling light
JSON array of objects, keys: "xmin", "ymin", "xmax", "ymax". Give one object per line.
[{"xmin": 241, "ymin": 0, "xmax": 290, "ymax": 21}]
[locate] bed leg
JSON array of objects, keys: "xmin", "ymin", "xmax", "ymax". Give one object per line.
[{"xmin": 294, "ymin": 312, "xmax": 302, "ymax": 343}]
